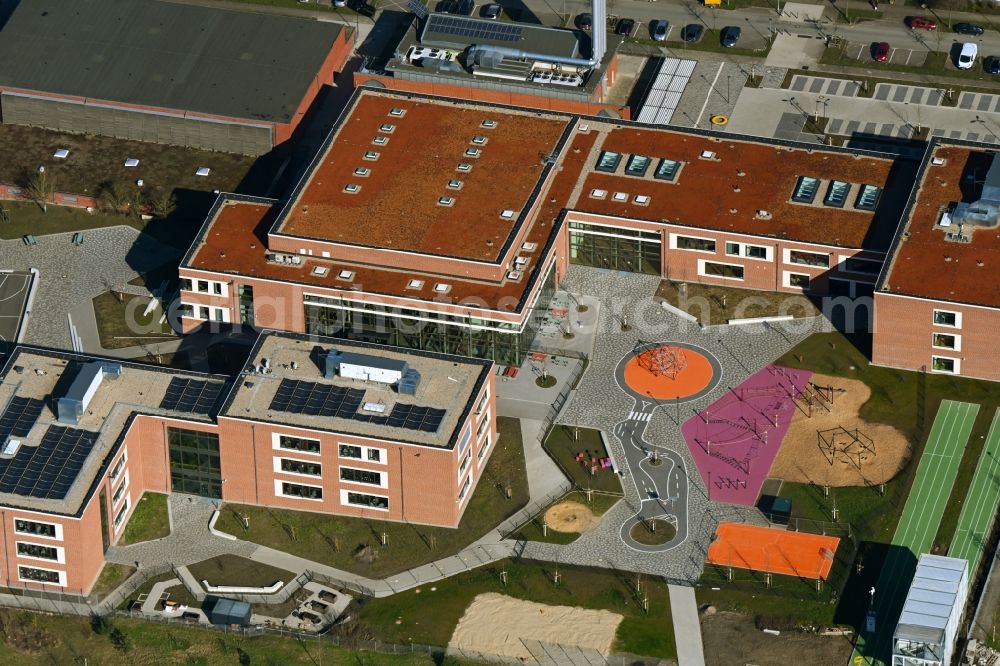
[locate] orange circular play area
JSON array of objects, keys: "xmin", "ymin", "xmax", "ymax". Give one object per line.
[{"xmin": 624, "ymin": 345, "xmax": 716, "ymax": 400}]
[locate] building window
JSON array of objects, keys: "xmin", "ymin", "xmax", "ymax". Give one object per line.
[
  {"xmin": 931, "ymin": 356, "xmax": 959, "ymax": 374},
  {"xmin": 933, "ymin": 310, "xmax": 960, "ymax": 328},
  {"xmin": 14, "ymin": 519, "xmax": 58, "ymax": 540},
  {"xmin": 342, "ymin": 490, "xmax": 388, "ymax": 510},
  {"xmin": 367, "ymin": 448, "xmax": 382, "ymax": 462},
  {"xmin": 595, "ymin": 151, "xmax": 622, "ymax": 173},
  {"xmin": 168, "ymin": 428, "xmax": 222, "ymax": 499},
  {"xmin": 180, "ymin": 278, "xmax": 193, "ymax": 292},
  {"xmin": 458, "ymin": 450, "xmax": 472, "ymax": 478},
  {"xmin": 458, "ymin": 474, "xmax": 472, "ymax": 502},
  {"xmin": 340, "ymin": 467, "xmax": 382, "ymax": 486},
  {"xmin": 18, "ymin": 566, "xmax": 61, "ymax": 585},
  {"xmin": 280, "ymin": 482, "xmax": 323, "ymax": 500},
  {"xmin": 844, "ymin": 257, "xmax": 881, "ymax": 274},
  {"xmin": 700, "ymin": 261, "xmax": 745, "ymax": 281},
  {"xmin": 932, "ymin": 333, "xmax": 959, "ymax": 350},
  {"xmin": 792, "ymin": 176, "xmax": 820, "ymax": 204},
  {"xmin": 654, "ymin": 158, "xmax": 680, "ymax": 182},
  {"xmin": 16, "ymin": 542, "xmax": 59, "ymax": 561},
  {"xmin": 745, "ymin": 245, "xmax": 768, "ymax": 259},
  {"xmin": 478, "ymin": 434, "xmax": 491, "ymax": 462},
  {"xmin": 673, "ymin": 235, "xmax": 716, "ymax": 253},
  {"xmin": 855, "ymin": 184, "xmax": 882, "ymax": 211},
  {"xmin": 339, "ymin": 444, "xmax": 362, "ymax": 459},
  {"xmin": 238, "ymin": 285, "xmax": 255, "ymax": 327},
  {"xmin": 475, "ymin": 390, "xmax": 489, "ymax": 415},
  {"xmin": 625, "ymin": 154, "xmax": 651, "ymax": 177},
  {"xmin": 280, "ymin": 458, "xmax": 322, "ymax": 477},
  {"xmin": 113, "ymin": 496, "xmax": 130, "ymax": 529},
  {"xmin": 788, "ymin": 250, "xmax": 830, "ymax": 268},
  {"xmin": 112, "ymin": 471, "xmax": 129, "ymax": 505},
  {"xmin": 197, "ymin": 280, "xmax": 209, "ymax": 293},
  {"xmin": 787, "ymin": 273, "xmax": 811, "ymax": 289},
  {"xmin": 109, "ymin": 451, "xmax": 127, "ymax": 482},
  {"xmin": 212, "ymin": 283, "xmax": 223, "ymax": 295},
  {"xmin": 278, "ymin": 435, "xmax": 320, "ymax": 454},
  {"xmin": 477, "ymin": 415, "xmax": 489, "ymax": 438},
  {"xmin": 725, "ymin": 242, "xmax": 740, "ymax": 256},
  {"xmin": 824, "ymin": 180, "xmax": 851, "ymax": 208}
]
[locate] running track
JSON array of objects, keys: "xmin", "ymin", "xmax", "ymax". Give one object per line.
[
  {"xmin": 851, "ymin": 400, "xmax": 980, "ymax": 666},
  {"xmin": 949, "ymin": 409, "xmax": 1000, "ymax": 574}
]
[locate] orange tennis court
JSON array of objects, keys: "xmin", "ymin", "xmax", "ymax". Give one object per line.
[{"xmin": 707, "ymin": 523, "xmax": 840, "ymax": 580}]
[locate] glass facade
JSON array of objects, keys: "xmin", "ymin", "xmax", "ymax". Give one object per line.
[
  {"xmin": 304, "ymin": 263, "xmax": 557, "ymax": 366},
  {"xmin": 168, "ymin": 428, "xmax": 222, "ymax": 499},
  {"xmin": 569, "ymin": 222, "xmax": 662, "ymax": 275},
  {"xmin": 238, "ymin": 285, "xmax": 255, "ymax": 327}
]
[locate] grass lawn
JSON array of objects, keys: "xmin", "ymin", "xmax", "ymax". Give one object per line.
[
  {"xmin": 187, "ymin": 554, "xmax": 294, "ymax": 589},
  {"xmin": 0, "ymin": 201, "xmax": 133, "ymax": 240},
  {"xmin": 118, "ymin": 492, "xmax": 170, "ymax": 546},
  {"xmin": 515, "ymin": 491, "xmax": 621, "ymax": 545},
  {"xmin": 90, "ymin": 563, "xmax": 136, "ymax": 601},
  {"xmin": 92, "ymin": 290, "xmax": 177, "ymax": 349},
  {"xmin": 695, "ymin": 586, "xmax": 837, "ymax": 627},
  {"xmin": 656, "ymin": 279, "xmax": 820, "ymax": 325},
  {"xmin": 357, "ymin": 558, "xmax": 676, "ymax": 659},
  {"xmin": 544, "ymin": 425, "xmax": 624, "ymax": 493},
  {"xmin": 216, "ymin": 417, "xmax": 529, "ymax": 577},
  {"xmin": 629, "ymin": 519, "xmax": 676, "ymax": 546},
  {"xmin": 0, "ymin": 609, "xmax": 445, "ymax": 666}
]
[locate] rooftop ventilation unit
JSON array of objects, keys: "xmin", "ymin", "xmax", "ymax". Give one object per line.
[
  {"xmin": 398, "ymin": 368, "xmax": 421, "ymax": 396},
  {"xmin": 57, "ymin": 361, "xmax": 122, "ymax": 425},
  {"xmin": 1, "ymin": 436, "xmax": 21, "ymax": 458},
  {"xmin": 324, "ymin": 350, "xmax": 408, "ymax": 385}
]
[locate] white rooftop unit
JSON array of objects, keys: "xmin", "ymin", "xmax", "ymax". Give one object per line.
[
  {"xmin": 892, "ymin": 554, "xmax": 968, "ymax": 666},
  {"xmin": 324, "ymin": 350, "xmax": 408, "ymax": 386}
]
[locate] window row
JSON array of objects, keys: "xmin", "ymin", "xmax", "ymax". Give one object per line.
[
  {"xmin": 595, "ymin": 151, "xmax": 682, "ymax": 182},
  {"xmin": 271, "ymin": 434, "xmax": 385, "ymax": 463},
  {"xmin": 183, "ymin": 304, "xmax": 230, "ymax": 323},
  {"xmin": 19, "ymin": 565, "xmax": 65, "ymax": 586},
  {"xmin": 180, "ymin": 278, "xmax": 227, "ymax": 297},
  {"xmin": 14, "ymin": 518, "xmax": 61, "ymax": 540},
  {"xmin": 791, "ymin": 176, "xmax": 882, "ymax": 210},
  {"xmin": 16, "ymin": 541, "xmax": 63, "ymax": 563}
]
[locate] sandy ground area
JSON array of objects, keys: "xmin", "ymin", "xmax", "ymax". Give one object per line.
[
  {"xmin": 702, "ymin": 612, "xmax": 852, "ymax": 666},
  {"xmin": 768, "ymin": 374, "xmax": 911, "ymax": 487},
  {"xmin": 448, "ymin": 593, "xmax": 623, "ymax": 660},
  {"xmin": 544, "ymin": 500, "xmax": 599, "ymax": 533}
]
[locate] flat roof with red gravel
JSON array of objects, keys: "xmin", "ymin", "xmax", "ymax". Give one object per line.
[
  {"xmin": 568, "ymin": 126, "xmax": 903, "ymax": 250},
  {"xmin": 882, "ymin": 144, "xmax": 1000, "ymax": 308},
  {"xmin": 273, "ymin": 92, "xmax": 572, "ymax": 262}
]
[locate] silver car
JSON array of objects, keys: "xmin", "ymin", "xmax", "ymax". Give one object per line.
[{"xmin": 651, "ymin": 19, "xmax": 668, "ymax": 42}]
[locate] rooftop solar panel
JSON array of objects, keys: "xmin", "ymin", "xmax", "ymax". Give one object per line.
[
  {"xmin": 268, "ymin": 380, "xmax": 447, "ymax": 433},
  {"xmin": 160, "ymin": 378, "xmax": 224, "ymax": 415},
  {"xmin": 0, "ymin": 396, "xmax": 44, "ymax": 440},
  {"xmin": 0, "ymin": 425, "xmax": 98, "ymax": 500},
  {"xmin": 426, "ymin": 14, "xmax": 523, "ymax": 42}
]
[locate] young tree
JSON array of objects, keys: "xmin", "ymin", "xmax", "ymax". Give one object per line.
[{"xmin": 25, "ymin": 169, "xmax": 56, "ymax": 213}]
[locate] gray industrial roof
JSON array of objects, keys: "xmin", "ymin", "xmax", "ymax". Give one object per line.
[
  {"xmin": 894, "ymin": 554, "xmax": 966, "ymax": 645},
  {"xmin": 0, "ymin": 0, "xmax": 346, "ymax": 124}
]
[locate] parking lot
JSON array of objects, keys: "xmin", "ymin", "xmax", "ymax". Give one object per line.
[{"xmin": 841, "ymin": 40, "xmax": 928, "ymax": 67}]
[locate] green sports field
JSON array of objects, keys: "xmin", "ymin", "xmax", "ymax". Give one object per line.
[
  {"xmin": 949, "ymin": 409, "xmax": 1000, "ymax": 573},
  {"xmin": 850, "ymin": 400, "xmax": 980, "ymax": 666}
]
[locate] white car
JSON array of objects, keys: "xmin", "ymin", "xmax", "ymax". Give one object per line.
[{"xmin": 958, "ymin": 42, "xmax": 978, "ymax": 70}]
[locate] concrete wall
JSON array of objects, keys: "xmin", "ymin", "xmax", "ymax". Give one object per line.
[{"xmin": 872, "ymin": 292, "xmax": 1000, "ymax": 382}]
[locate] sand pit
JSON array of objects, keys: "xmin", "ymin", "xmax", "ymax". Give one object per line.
[
  {"xmin": 543, "ymin": 500, "xmax": 600, "ymax": 533},
  {"xmin": 769, "ymin": 374, "xmax": 911, "ymax": 487},
  {"xmin": 448, "ymin": 593, "xmax": 623, "ymax": 660}
]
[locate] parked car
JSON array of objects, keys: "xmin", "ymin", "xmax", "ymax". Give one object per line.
[
  {"xmin": 616, "ymin": 18, "xmax": 635, "ymax": 36},
  {"xmin": 482, "ymin": 2, "xmax": 501, "ymax": 18},
  {"xmin": 872, "ymin": 41, "xmax": 890, "ymax": 62},
  {"xmin": 958, "ymin": 41, "xmax": 979, "ymax": 69},
  {"xmin": 455, "ymin": 0, "xmax": 475, "ymax": 15},
  {"xmin": 333, "ymin": 0, "xmax": 347, "ymax": 7},
  {"xmin": 954, "ymin": 22, "xmax": 985, "ymax": 36},
  {"xmin": 576, "ymin": 12, "xmax": 592, "ymax": 30},
  {"xmin": 986, "ymin": 56, "xmax": 1000, "ymax": 74},
  {"xmin": 681, "ymin": 23, "xmax": 704, "ymax": 43},
  {"xmin": 720, "ymin": 26, "xmax": 741, "ymax": 47},
  {"xmin": 650, "ymin": 19, "xmax": 669, "ymax": 42},
  {"xmin": 908, "ymin": 16, "xmax": 937, "ymax": 30}
]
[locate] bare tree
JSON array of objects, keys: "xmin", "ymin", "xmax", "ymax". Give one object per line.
[
  {"xmin": 147, "ymin": 190, "xmax": 177, "ymax": 219},
  {"xmin": 25, "ymin": 169, "xmax": 56, "ymax": 213}
]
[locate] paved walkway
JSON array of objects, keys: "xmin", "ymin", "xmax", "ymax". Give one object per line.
[
  {"xmin": 521, "ymin": 418, "xmax": 572, "ymax": 501},
  {"xmin": 669, "ymin": 584, "xmax": 706, "ymax": 666}
]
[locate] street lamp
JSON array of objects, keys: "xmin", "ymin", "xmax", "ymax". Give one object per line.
[{"xmin": 815, "ymin": 95, "xmax": 829, "ymax": 122}]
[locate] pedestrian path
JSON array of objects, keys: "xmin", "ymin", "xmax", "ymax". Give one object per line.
[
  {"xmin": 669, "ymin": 584, "xmax": 706, "ymax": 666},
  {"xmin": 958, "ymin": 91, "xmax": 1000, "ymax": 113},
  {"xmin": 789, "ymin": 74, "xmax": 859, "ymax": 97},
  {"xmin": 873, "ymin": 83, "xmax": 944, "ymax": 106}
]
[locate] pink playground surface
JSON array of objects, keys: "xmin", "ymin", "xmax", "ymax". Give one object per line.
[{"xmin": 681, "ymin": 365, "xmax": 812, "ymax": 505}]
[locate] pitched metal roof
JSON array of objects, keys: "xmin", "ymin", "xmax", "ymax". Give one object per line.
[
  {"xmin": 894, "ymin": 554, "xmax": 966, "ymax": 645},
  {"xmin": 0, "ymin": 0, "xmax": 345, "ymax": 123}
]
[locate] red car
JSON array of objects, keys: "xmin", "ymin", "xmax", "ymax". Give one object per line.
[
  {"xmin": 909, "ymin": 16, "xmax": 937, "ymax": 30},
  {"xmin": 873, "ymin": 42, "xmax": 890, "ymax": 62}
]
